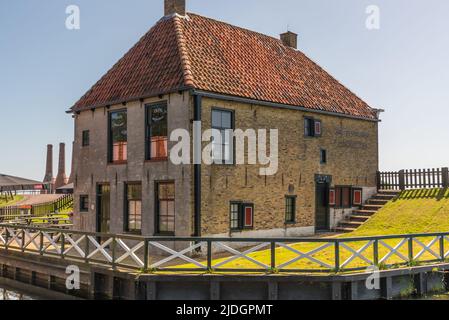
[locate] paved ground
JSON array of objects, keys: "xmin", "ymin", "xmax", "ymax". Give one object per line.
[{"xmin": 14, "ymin": 195, "xmax": 63, "ymax": 206}]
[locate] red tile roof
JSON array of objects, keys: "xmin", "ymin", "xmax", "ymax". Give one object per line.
[{"xmin": 71, "ymin": 13, "xmax": 378, "ymax": 120}]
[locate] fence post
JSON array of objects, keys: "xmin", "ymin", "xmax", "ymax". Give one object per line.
[
  {"xmin": 144, "ymin": 239, "xmax": 149, "ymax": 273},
  {"xmin": 442, "ymin": 167, "xmax": 449, "ymax": 189},
  {"xmin": 399, "ymin": 170, "xmax": 405, "ymax": 191},
  {"xmin": 373, "ymin": 240, "xmax": 379, "ymax": 266},
  {"xmin": 207, "ymin": 240, "xmax": 212, "ymax": 272},
  {"xmin": 440, "ymin": 236, "xmax": 445, "ymax": 262},
  {"xmin": 271, "ymin": 242, "xmax": 276, "ymax": 272},
  {"xmin": 408, "ymin": 237, "xmax": 414, "ymax": 263},
  {"xmin": 334, "ymin": 241, "xmax": 340, "ymax": 272},
  {"xmin": 376, "ymin": 171, "xmax": 381, "ymax": 191}
]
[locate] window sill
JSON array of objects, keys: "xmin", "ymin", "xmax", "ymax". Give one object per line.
[
  {"xmin": 154, "ymin": 232, "xmax": 175, "ymax": 237},
  {"xmin": 108, "ymin": 161, "xmax": 127, "ymax": 166},
  {"xmin": 125, "ymin": 231, "xmax": 142, "ymax": 236},
  {"xmin": 145, "ymin": 158, "xmax": 169, "ymax": 163},
  {"xmin": 285, "ymin": 221, "xmax": 296, "ymax": 225}
]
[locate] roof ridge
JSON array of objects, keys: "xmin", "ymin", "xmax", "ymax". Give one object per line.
[{"xmin": 172, "ymin": 15, "xmax": 195, "ymax": 88}]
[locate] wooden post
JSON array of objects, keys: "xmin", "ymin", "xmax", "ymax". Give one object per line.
[
  {"xmin": 399, "ymin": 170, "xmax": 405, "ymax": 191},
  {"xmin": 442, "ymin": 167, "xmax": 449, "ymax": 189},
  {"xmin": 376, "ymin": 171, "xmax": 381, "ymax": 191}
]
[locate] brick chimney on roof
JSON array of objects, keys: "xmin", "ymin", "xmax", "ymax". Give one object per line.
[
  {"xmin": 55, "ymin": 143, "xmax": 68, "ymax": 189},
  {"xmin": 164, "ymin": 0, "xmax": 186, "ymax": 16},
  {"xmin": 280, "ymin": 31, "xmax": 298, "ymax": 49}
]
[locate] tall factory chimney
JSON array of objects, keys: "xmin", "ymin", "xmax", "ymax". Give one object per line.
[
  {"xmin": 43, "ymin": 144, "xmax": 53, "ymax": 183},
  {"xmin": 55, "ymin": 143, "xmax": 68, "ymax": 189}
]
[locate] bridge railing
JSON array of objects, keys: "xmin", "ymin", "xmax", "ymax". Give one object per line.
[
  {"xmin": 0, "ymin": 194, "xmax": 73, "ymax": 222},
  {"xmin": 377, "ymin": 167, "xmax": 449, "ymax": 191},
  {"xmin": 1, "ymin": 224, "xmax": 449, "ymax": 274}
]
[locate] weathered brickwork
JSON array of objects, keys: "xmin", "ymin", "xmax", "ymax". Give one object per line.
[
  {"xmin": 199, "ymin": 97, "xmax": 378, "ymax": 237},
  {"xmin": 72, "ymin": 92, "xmax": 378, "ymax": 238},
  {"xmin": 72, "ymin": 92, "xmax": 193, "ymax": 237}
]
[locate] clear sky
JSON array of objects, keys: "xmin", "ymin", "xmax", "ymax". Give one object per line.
[{"xmin": 1, "ymin": 0, "xmax": 448, "ymax": 180}]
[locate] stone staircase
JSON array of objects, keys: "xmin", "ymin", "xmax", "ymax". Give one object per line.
[{"xmin": 335, "ymin": 190, "xmax": 401, "ymax": 233}]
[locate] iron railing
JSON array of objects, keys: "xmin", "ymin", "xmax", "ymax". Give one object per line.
[
  {"xmin": 1, "ymin": 224, "xmax": 449, "ymax": 274},
  {"xmin": 377, "ymin": 167, "xmax": 449, "ymax": 191}
]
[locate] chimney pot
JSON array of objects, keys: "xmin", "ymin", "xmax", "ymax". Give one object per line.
[
  {"xmin": 164, "ymin": 0, "xmax": 186, "ymax": 16},
  {"xmin": 280, "ymin": 31, "xmax": 298, "ymax": 49}
]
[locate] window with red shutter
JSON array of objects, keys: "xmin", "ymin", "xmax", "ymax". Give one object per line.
[{"xmin": 229, "ymin": 202, "xmax": 254, "ymax": 230}]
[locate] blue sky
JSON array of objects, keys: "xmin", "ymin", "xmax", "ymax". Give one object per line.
[{"xmin": 1, "ymin": 0, "xmax": 448, "ymax": 180}]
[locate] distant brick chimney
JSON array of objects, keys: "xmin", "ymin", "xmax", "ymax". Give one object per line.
[
  {"xmin": 164, "ymin": 0, "xmax": 186, "ymax": 16},
  {"xmin": 280, "ymin": 31, "xmax": 298, "ymax": 49},
  {"xmin": 55, "ymin": 143, "xmax": 68, "ymax": 189},
  {"xmin": 43, "ymin": 144, "xmax": 53, "ymax": 184}
]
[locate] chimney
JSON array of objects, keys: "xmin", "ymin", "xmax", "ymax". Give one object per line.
[
  {"xmin": 164, "ymin": 0, "xmax": 186, "ymax": 16},
  {"xmin": 43, "ymin": 144, "xmax": 53, "ymax": 183},
  {"xmin": 280, "ymin": 31, "xmax": 298, "ymax": 49},
  {"xmin": 55, "ymin": 143, "xmax": 68, "ymax": 189}
]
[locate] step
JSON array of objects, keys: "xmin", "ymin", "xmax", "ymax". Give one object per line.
[
  {"xmin": 362, "ymin": 204, "xmax": 383, "ymax": 211},
  {"xmin": 334, "ymin": 227, "xmax": 355, "ymax": 233},
  {"xmin": 352, "ymin": 210, "xmax": 377, "ymax": 216},
  {"xmin": 349, "ymin": 215, "xmax": 370, "ymax": 222},
  {"xmin": 339, "ymin": 221, "xmax": 364, "ymax": 228},
  {"xmin": 373, "ymin": 194, "xmax": 397, "ymax": 200},
  {"xmin": 367, "ymin": 199, "xmax": 389, "ymax": 205}
]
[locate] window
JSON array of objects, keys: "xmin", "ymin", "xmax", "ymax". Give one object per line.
[
  {"xmin": 285, "ymin": 196, "xmax": 297, "ymax": 223},
  {"xmin": 333, "ymin": 186, "xmax": 352, "ymax": 208},
  {"xmin": 109, "ymin": 110, "xmax": 127, "ymax": 163},
  {"xmin": 230, "ymin": 202, "xmax": 254, "ymax": 231},
  {"xmin": 212, "ymin": 109, "xmax": 234, "ymax": 164},
  {"xmin": 79, "ymin": 195, "xmax": 89, "ymax": 212},
  {"xmin": 146, "ymin": 102, "xmax": 168, "ymax": 160},
  {"xmin": 156, "ymin": 182, "xmax": 175, "ymax": 234},
  {"xmin": 304, "ymin": 118, "xmax": 322, "ymax": 137},
  {"xmin": 329, "ymin": 189, "xmax": 336, "ymax": 206},
  {"xmin": 320, "ymin": 149, "xmax": 327, "ymax": 164},
  {"xmin": 82, "ymin": 130, "xmax": 90, "ymax": 147},
  {"xmin": 125, "ymin": 183, "xmax": 142, "ymax": 233}
]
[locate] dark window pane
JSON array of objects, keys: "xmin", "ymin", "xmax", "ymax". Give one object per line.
[
  {"xmin": 80, "ymin": 195, "xmax": 89, "ymax": 212},
  {"xmin": 147, "ymin": 103, "xmax": 168, "ymax": 159},
  {"xmin": 82, "ymin": 130, "xmax": 90, "ymax": 147},
  {"xmin": 110, "ymin": 111, "xmax": 127, "ymax": 162}
]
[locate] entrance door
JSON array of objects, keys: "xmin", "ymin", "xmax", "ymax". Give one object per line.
[
  {"xmin": 315, "ymin": 182, "xmax": 330, "ymax": 231},
  {"xmin": 96, "ymin": 184, "xmax": 110, "ymax": 234}
]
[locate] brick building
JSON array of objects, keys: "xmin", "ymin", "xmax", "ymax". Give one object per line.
[{"xmin": 69, "ymin": 0, "xmax": 381, "ymax": 238}]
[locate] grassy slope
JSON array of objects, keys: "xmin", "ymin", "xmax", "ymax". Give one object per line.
[
  {"xmin": 0, "ymin": 195, "xmax": 24, "ymax": 208},
  {"xmin": 350, "ymin": 188, "xmax": 449, "ymax": 237},
  {"xmin": 175, "ymin": 189, "xmax": 449, "ymax": 272}
]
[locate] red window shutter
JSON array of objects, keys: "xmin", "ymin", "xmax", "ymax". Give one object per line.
[
  {"xmin": 335, "ymin": 188, "xmax": 342, "ymax": 207},
  {"xmin": 244, "ymin": 206, "xmax": 253, "ymax": 227},
  {"xmin": 314, "ymin": 121, "xmax": 322, "ymax": 136},
  {"xmin": 353, "ymin": 189, "xmax": 362, "ymax": 206},
  {"xmin": 329, "ymin": 189, "xmax": 336, "ymax": 206}
]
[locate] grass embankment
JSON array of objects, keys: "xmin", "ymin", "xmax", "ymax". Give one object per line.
[
  {"xmin": 175, "ymin": 189, "xmax": 449, "ymax": 273},
  {"xmin": 0, "ymin": 195, "xmax": 24, "ymax": 208}
]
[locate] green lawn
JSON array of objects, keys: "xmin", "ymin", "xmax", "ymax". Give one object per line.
[
  {"xmin": 173, "ymin": 189, "xmax": 449, "ymax": 273},
  {"xmin": 0, "ymin": 195, "xmax": 24, "ymax": 208}
]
